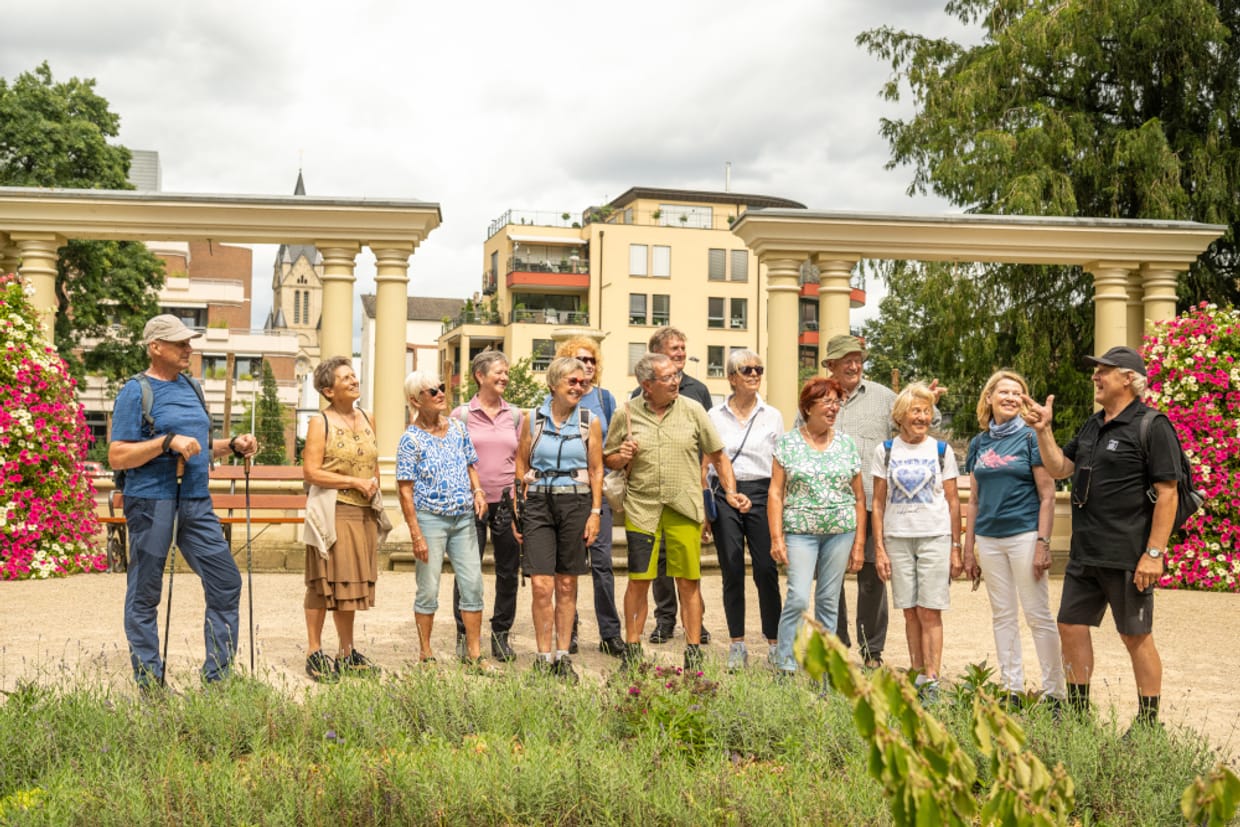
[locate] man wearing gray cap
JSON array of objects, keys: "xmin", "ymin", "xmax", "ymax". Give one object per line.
[
  {"xmin": 821, "ymin": 334, "xmax": 943, "ymax": 669},
  {"xmin": 109, "ymin": 314, "xmax": 259, "ymax": 690},
  {"xmin": 1022, "ymin": 346, "xmax": 1181, "ymax": 731}
]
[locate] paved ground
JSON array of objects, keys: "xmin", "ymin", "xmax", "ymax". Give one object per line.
[{"xmin": 2, "ymin": 569, "xmax": 1237, "ymax": 760}]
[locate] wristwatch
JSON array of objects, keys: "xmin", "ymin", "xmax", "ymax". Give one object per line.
[
  {"xmin": 1036, "ymin": 536, "xmax": 1051, "ymax": 546},
  {"xmin": 1146, "ymin": 547, "xmax": 1164, "ymax": 559}
]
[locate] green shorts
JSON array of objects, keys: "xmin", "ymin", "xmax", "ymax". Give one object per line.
[{"xmin": 624, "ymin": 508, "xmax": 702, "ymax": 580}]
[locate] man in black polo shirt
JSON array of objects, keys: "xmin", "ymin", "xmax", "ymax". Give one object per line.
[
  {"xmin": 629, "ymin": 326, "xmax": 714, "ymax": 645},
  {"xmin": 1022, "ymin": 346, "xmax": 1180, "ymax": 729}
]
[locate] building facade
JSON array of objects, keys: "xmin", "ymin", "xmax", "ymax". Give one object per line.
[{"xmin": 359, "ymin": 294, "xmax": 464, "ymax": 412}]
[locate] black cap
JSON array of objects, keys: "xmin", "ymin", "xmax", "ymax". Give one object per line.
[{"xmin": 1083, "ymin": 346, "xmax": 1146, "ymax": 376}]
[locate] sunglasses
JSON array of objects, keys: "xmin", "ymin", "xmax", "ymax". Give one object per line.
[
  {"xmin": 564, "ymin": 377, "xmax": 587, "ymax": 388},
  {"xmin": 737, "ymin": 365, "xmax": 765, "ymax": 377},
  {"xmin": 423, "ymin": 383, "xmax": 447, "ymax": 398},
  {"xmin": 577, "ymin": 356, "xmax": 597, "ymax": 365}
]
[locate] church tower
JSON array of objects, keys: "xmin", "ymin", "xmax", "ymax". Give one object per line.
[{"xmin": 266, "ymin": 169, "xmax": 323, "ymax": 383}]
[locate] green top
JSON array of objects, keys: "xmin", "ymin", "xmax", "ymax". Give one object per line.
[
  {"xmin": 774, "ymin": 428, "xmax": 860, "ymax": 535},
  {"xmin": 604, "ymin": 395, "xmax": 723, "ymax": 532}
]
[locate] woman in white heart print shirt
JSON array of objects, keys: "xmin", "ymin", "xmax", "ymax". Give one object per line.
[{"xmin": 871, "ymin": 382, "xmax": 961, "ymax": 701}]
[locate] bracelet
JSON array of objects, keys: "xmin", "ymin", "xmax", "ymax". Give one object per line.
[
  {"xmin": 162, "ymin": 433, "xmax": 176, "ymax": 453},
  {"xmin": 590, "ymin": 508, "xmax": 602, "ymax": 515},
  {"xmin": 951, "ymin": 541, "xmax": 962, "ymax": 548},
  {"xmin": 1036, "ymin": 536, "xmax": 1051, "ymax": 545},
  {"xmin": 228, "ymin": 436, "xmax": 246, "ymax": 459},
  {"xmin": 472, "ymin": 488, "xmax": 485, "ymax": 497}
]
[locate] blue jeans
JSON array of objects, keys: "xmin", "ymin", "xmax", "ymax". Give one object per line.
[
  {"xmin": 414, "ymin": 511, "xmax": 482, "ymax": 615},
  {"xmin": 775, "ymin": 531, "xmax": 855, "ymax": 672},
  {"xmin": 123, "ymin": 496, "xmax": 241, "ymax": 685}
]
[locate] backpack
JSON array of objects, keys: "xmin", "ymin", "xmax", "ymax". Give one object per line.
[
  {"xmin": 1138, "ymin": 411, "xmax": 1205, "ymax": 534},
  {"xmin": 529, "ymin": 407, "xmax": 593, "ymax": 481},
  {"xmin": 451, "ymin": 403, "xmax": 523, "ymax": 436},
  {"xmin": 882, "ymin": 438, "xmax": 948, "ymax": 473},
  {"xmin": 114, "ymin": 372, "xmax": 210, "ymax": 492}
]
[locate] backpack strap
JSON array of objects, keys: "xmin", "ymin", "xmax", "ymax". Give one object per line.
[
  {"xmin": 130, "ymin": 372, "xmax": 210, "ymax": 439},
  {"xmin": 882, "ymin": 438, "xmax": 893, "ymax": 468},
  {"xmin": 936, "ymin": 439, "xmax": 947, "ymax": 473}
]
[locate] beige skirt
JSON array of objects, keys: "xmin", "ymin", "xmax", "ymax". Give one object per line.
[{"xmin": 304, "ymin": 503, "xmax": 379, "ymax": 612}]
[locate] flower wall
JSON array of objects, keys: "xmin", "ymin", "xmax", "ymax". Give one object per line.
[
  {"xmin": 0, "ymin": 272, "xmax": 105, "ymax": 579},
  {"xmin": 1144, "ymin": 303, "xmax": 1240, "ymax": 592}
]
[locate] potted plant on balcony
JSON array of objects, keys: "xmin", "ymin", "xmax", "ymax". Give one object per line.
[
  {"xmin": 652, "ymin": 209, "xmax": 662, "ymax": 221},
  {"xmin": 679, "ymin": 214, "xmax": 689, "ymax": 225},
  {"xmin": 561, "ymin": 212, "xmax": 571, "ymax": 222}
]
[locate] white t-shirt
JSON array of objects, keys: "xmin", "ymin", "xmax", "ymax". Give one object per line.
[{"xmin": 871, "ymin": 436, "xmax": 958, "ymax": 537}]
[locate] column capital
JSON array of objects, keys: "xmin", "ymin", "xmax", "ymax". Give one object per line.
[
  {"xmin": 1083, "ymin": 260, "xmax": 1138, "ymax": 278},
  {"xmin": 317, "ymin": 243, "xmax": 361, "ymax": 284},
  {"xmin": 763, "ymin": 255, "xmax": 806, "ymax": 293},
  {"xmin": 370, "ymin": 242, "xmax": 415, "ymax": 283}
]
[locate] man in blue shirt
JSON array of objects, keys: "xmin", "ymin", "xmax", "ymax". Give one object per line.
[{"xmin": 109, "ymin": 315, "xmax": 259, "ymax": 690}]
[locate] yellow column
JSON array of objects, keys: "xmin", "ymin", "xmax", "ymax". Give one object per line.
[
  {"xmin": 1140, "ymin": 264, "xmax": 1182, "ymax": 329},
  {"xmin": 1086, "ymin": 262, "xmax": 1136, "ymax": 357},
  {"xmin": 764, "ymin": 256, "xmax": 806, "ymax": 430},
  {"xmin": 1125, "ymin": 270, "xmax": 1145, "ymax": 351},
  {"xmin": 11, "ymin": 233, "xmax": 64, "ymax": 341},
  {"xmin": 0, "ymin": 233, "xmax": 22, "ymax": 275},
  {"xmin": 316, "ymin": 243, "xmax": 360, "ymax": 363},
  {"xmin": 814, "ymin": 255, "xmax": 858, "ymax": 368},
  {"xmin": 457, "ymin": 333, "xmax": 472, "ymax": 405},
  {"xmin": 370, "ymin": 242, "xmax": 415, "ymax": 481}
]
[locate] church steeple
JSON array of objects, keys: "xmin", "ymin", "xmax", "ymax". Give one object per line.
[{"xmin": 294, "ymin": 169, "xmax": 306, "ymax": 196}]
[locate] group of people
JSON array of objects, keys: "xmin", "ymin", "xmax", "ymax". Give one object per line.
[{"xmin": 112, "ymin": 315, "xmax": 1181, "ymax": 729}]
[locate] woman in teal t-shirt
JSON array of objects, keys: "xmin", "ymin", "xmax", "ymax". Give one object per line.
[
  {"xmin": 768, "ymin": 377, "xmax": 865, "ymax": 674},
  {"xmin": 962, "ymin": 370, "xmax": 1064, "ymax": 707}
]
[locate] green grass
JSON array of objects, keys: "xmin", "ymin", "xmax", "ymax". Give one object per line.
[{"xmin": 0, "ymin": 665, "xmax": 1226, "ymax": 826}]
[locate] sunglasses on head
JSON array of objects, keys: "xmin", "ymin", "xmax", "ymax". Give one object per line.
[
  {"xmin": 738, "ymin": 365, "xmax": 765, "ymax": 377},
  {"xmin": 577, "ymin": 356, "xmax": 597, "ymax": 365},
  {"xmin": 423, "ymin": 383, "xmax": 447, "ymax": 397}
]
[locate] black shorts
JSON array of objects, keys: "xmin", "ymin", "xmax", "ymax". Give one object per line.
[
  {"xmin": 1057, "ymin": 559, "xmax": 1154, "ymax": 636},
  {"xmin": 521, "ymin": 492, "xmax": 591, "ymax": 577}
]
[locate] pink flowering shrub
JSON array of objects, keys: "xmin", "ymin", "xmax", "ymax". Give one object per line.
[
  {"xmin": 0, "ymin": 272, "xmax": 105, "ymax": 579},
  {"xmin": 1143, "ymin": 303, "xmax": 1240, "ymax": 592}
]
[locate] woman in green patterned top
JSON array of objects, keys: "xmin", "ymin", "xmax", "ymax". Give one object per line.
[{"xmin": 768, "ymin": 377, "xmax": 866, "ymax": 674}]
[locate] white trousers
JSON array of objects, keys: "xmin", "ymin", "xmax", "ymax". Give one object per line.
[{"xmin": 975, "ymin": 531, "xmax": 1066, "ymax": 698}]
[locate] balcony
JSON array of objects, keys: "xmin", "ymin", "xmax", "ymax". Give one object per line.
[
  {"xmin": 506, "ymin": 256, "xmax": 590, "ymax": 292},
  {"xmin": 486, "ymin": 209, "xmax": 582, "ymax": 239},
  {"xmin": 442, "ymin": 310, "xmax": 502, "ymax": 335},
  {"xmin": 510, "ymin": 308, "xmax": 589, "ymax": 325}
]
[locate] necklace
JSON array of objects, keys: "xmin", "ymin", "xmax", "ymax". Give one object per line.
[{"xmin": 800, "ymin": 425, "xmax": 833, "ymax": 451}]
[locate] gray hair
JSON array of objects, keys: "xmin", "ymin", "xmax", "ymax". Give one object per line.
[
  {"xmin": 403, "ymin": 369, "xmax": 440, "ymax": 399},
  {"xmin": 726, "ymin": 349, "xmax": 761, "ymax": 377},
  {"xmin": 314, "ymin": 356, "xmax": 352, "ymax": 394},
  {"xmin": 471, "ymin": 350, "xmax": 508, "ymax": 383},
  {"xmin": 634, "ymin": 352, "xmax": 672, "ymax": 384},
  {"xmin": 545, "ymin": 356, "xmax": 586, "ymax": 390},
  {"xmin": 1125, "ymin": 370, "xmax": 1147, "ymax": 396}
]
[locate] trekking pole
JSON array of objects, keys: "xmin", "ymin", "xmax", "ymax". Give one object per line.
[
  {"xmin": 244, "ymin": 454, "xmax": 255, "ymax": 673},
  {"xmin": 161, "ymin": 457, "xmax": 185, "ymax": 687}
]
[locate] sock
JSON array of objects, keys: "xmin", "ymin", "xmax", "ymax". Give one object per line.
[
  {"xmin": 554, "ymin": 649, "xmax": 569, "ymax": 662},
  {"xmin": 1067, "ymin": 683, "xmax": 1091, "ymax": 713},
  {"xmin": 537, "ymin": 652, "xmax": 553, "ymax": 663},
  {"xmin": 1137, "ymin": 695, "xmax": 1160, "ymax": 724}
]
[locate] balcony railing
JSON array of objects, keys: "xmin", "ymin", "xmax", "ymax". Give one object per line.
[
  {"xmin": 442, "ymin": 310, "xmax": 502, "ymax": 334},
  {"xmin": 486, "ymin": 209, "xmax": 582, "ymax": 239},
  {"xmin": 508, "ymin": 257, "xmax": 589, "ymax": 275},
  {"xmin": 510, "ymin": 308, "xmax": 589, "ymax": 325}
]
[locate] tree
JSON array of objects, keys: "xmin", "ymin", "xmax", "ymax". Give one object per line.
[
  {"xmin": 856, "ymin": 0, "xmax": 1240, "ymax": 436},
  {"xmin": 464, "ymin": 356, "xmax": 546, "ymax": 410},
  {"xmin": 253, "ymin": 362, "xmax": 289, "ymax": 465},
  {"xmin": 0, "ymin": 62, "xmax": 164, "ymax": 386}
]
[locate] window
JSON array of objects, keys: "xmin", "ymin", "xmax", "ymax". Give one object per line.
[
  {"xmin": 201, "ymin": 355, "xmax": 227, "ymax": 381},
  {"xmin": 161, "ymin": 307, "xmax": 205, "ymax": 329},
  {"xmin": 629, "ymin": 293, "xmax": 648, "ymax": 325},
  {"xmin": 628, "ymin": 342, "xmax": 646, "ymax": 374},
  {"xmin": 660, "ymin": 204, "xmax": 713, "ymax": 228},
  {"xmin": 708, "ymin": 248, "xmax": 726, "ymax": 281},
  {"xmin": 651, "ymin": 294, "xmax": 670, "ymax": 326},
  {"xmin": 707, "ymin": 346, "xmax": 725, "ymax": 378},
  {"xmin": 651, "ymin": 245, "xmax": 671, "ymax": 278},
  {"xmin": 532, "ymin": 339, "xmax": 555, "ymax": 371},
  {"xmin": 730, "ymin": 298, "xmax": 748, "ymax": 330},
  {"xmin": 629, "ymin": 244, "xmax": 648, "ymax": 276},
  {"xmin": 708, "ymin": 297, "xmax": 725, "ymax": 329},
  {"xmin": 293, "ymin": 291, "xmax": 300, "ymax": 324},
  {"xmin": 730, "ymin": 250, "xmax": 749, "ymax": 282},
  {"xmin": 235, "ymin": 356, "xmax": 263, "ymax": 382},
  {"xmin": 800, "ymin": 299, "xmax": 818, "ymax": 331}
]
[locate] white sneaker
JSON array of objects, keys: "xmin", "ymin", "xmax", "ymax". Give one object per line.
[
  {"xmin": 767, "ymin": 644, "xmax": 779, "ymax": 669},
  {"xmin": 727, "ymin": 641, "xmax": 748, "ymax": 671}
]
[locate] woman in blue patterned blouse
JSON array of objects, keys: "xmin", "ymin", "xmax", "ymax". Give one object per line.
[{"xmin": 396, "ymin": 370, "xmax": 489, "ymax": 665}]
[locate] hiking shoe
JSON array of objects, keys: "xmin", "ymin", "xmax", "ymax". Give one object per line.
[
  {"xmin": 464, "ymin": 656, "xmax": 499, "ymax": 676},
  {"xmin": 455, "ymin": 633, "xmax": 467, "ymax": 660},
  {"xmin": 684, "ymin": 644, "xmax": 704, "ymax": 673},
  {"xmin": 863, "ymin": 654, "xmax": 884, "ymax": 671},
  {"xmin": 916, "ymin": 678, "xmax": 941, "ymax": 706},
  {"xmin": 599, "ymin": 636, "xmax": 627, "ymax": 657},
  {"xmin": 767, "ymin": 644, "xmax": 780, "ymax": 669},
  {"xmin": 648, "ymin": 624, "xmax": 674, "ymax": 644},
  {"xmin": 569, "ymin": 629, "xmax": 579, "ymax": 655},
  {"xmin": 305, "ymin": 650, "xmax": 339, "ymax": 683},
  {"xmin": 726, "ymin": 641, "xmax": 748, "ymax": 671},
  {"xmin": 491, "ymin": 632, "xmax": 516, "ymax": 663},
  {"xmin": 700, "ymin": 627, "xmax": 712, "ymax": 645},
  {"xmin": 340, "ymin": 650, "xmax": 379, "ymax": 676},
  {"xmin": 553, "ymin": 656, "xmax": 580, "ymax": 684},
  {"xmin": 619, "ymin": 642, "xmax": 644, "ymax": 671},
  {"xmin": 532, "ymin": 658, "xmax": 555, "ymax": 677}
]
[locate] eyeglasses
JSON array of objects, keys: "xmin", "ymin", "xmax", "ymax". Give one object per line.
[
  {"xmin": 816, "ymin": 397, "xmax": 842, "ymax": 409},
  {"xmin": 564, "ymin": 377, "xmax": 587, "ymax": 388},
  {"xmin": 652, "ymin": 373, "xmax": 681, "ymax": 385},
  {"xmin": 423, "ymin": 383, "xmax": 446, "ymax": 398},
  {"xmin": 737, "ymin": 365, "xmax": 765, "ymax": 377},
  {"xmin": 576, "ymin": 356, "xmax": 597, "ymax": 365}
]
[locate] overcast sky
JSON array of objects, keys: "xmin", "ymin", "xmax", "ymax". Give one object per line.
[{"xmin": 1, "ymin": 0, "xmax": 969, "ymax": 333}]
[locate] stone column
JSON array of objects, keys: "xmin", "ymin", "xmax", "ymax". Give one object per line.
[
  {"xmin": 316, "ymin": 243, "xmax": 360, "ymax": 364},
  {"xmin": 1141, "ymin": 264, "xmax": 1182, "ymax": 329},
  {"xmin": 1086, "ymin": 262, "xmax": 1136, "ymax": 357},
  {"xmin": 1125, "ymin": 270, "xmax": 1146, "ymax": 350},
  {"xmin": 11, "ymin": 233, "xmax": 64, "ymax": 340},
  {"xmin": 764, "ymin": 256, "xmax": 806, "ymax": 430},
  {"xmin": 370, "ymin": 242, "xmax": 415, "ymax": 481},
  {"xmin": 814, "ymin": 255, "xmax": 858, "ymax": 367}
]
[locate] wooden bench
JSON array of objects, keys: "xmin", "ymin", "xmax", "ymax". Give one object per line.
[{"xmin": 98, "ymin": 464, "xmax": 306, "ymax": 572}]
